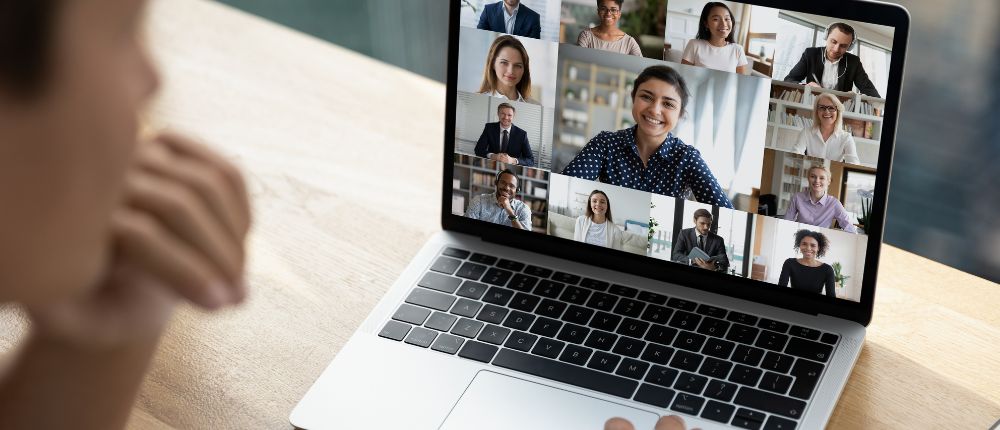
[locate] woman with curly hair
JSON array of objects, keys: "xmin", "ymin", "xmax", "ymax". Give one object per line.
[{"xmin": 778, "ymin": 229, "xmax": 837, "ymax": 297}]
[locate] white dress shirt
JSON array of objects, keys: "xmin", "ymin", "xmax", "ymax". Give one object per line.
[
  {"xmin": 821, "ymin": 54, "xmax": 841, "ymax": 90},
  {"xmin": 487, "ymin": 124, "xmax": 514, "ymax": 159},
  {"xmin": 793, "ymin": 127, "xmax": 861, "ymax": 164},
  {"xmin": 503, "ymin": 3, "xmax": 519, "ymax": 35}
]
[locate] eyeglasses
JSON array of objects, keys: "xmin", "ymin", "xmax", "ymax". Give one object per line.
[
  {"xmin": 817, "ymin": 104, "xmax": 839, "ymax": 113},
  {"xmin": 598, "ymin": 6, "xmax": 621, "ymax": 15}
]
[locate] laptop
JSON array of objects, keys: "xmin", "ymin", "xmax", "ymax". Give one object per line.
[{"xmin": 291, "ymin": 0, "xmax": 909, "ymax": 428}]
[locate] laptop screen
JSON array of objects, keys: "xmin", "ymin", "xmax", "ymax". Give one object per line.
[{"xmin": 449, "ymin": 0, "xmax": 901, "ymax": 306}]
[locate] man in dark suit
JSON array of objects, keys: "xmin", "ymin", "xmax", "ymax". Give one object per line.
[
  {"xmin": 476, "ymin": 0, "xmax": 542, "ymax": 40},
  {"xmin": 474, "ymin": 103, "xmax": 535, "ymax": 167},
  {"xmin": 783, "ymin": 22, "xmax": 881, "ymax": 98},
  {"xmin": 672, "ymin": 209, "xmax": 730, "ymax": 272}
]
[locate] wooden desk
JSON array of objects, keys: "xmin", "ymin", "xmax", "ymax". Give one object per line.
[{"xmin": 1, "ymin": 0, "xmax": 998, "ymax": 428}]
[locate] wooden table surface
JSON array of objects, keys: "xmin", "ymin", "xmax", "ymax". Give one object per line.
[{"xmin": 1, "ymin": 0, "xmax": 998, "ymax": 428}]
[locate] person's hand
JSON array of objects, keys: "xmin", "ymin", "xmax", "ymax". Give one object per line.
[
  {"xmin": 693, "ymin": 258, "xmax": 716, "ymax": 270},
  {"xmin": 497, "ymin": 153, "xmax": 516, "ymax": 164},
  {"xmin": 806, "ymin": 82, "xmax": 822, "ymax": 88},
  {"xmin": 605, "ymin": 415, "xmax": 692, "ymax": 430},
  {"xmin": 27, "ymin": 132, "xmax": 251, "ymax": 349},
  {"xmin": 496, "ymin": 194, "xmax": 513, "ymax": 212}
]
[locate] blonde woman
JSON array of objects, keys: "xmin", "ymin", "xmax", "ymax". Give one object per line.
[
  {"xmin": 785, "ymin": 165, "xmax": 858, "ymax": 233},
  {"xmin": 792, "ymin": 93, "xmax": 860, "ymax": 164},
  {"xmin": 573, "ymin": 190, "xmax": 625, "ymax": 250},
  {"xmin": 478, "ymin": 35, "xmax": 536, "ymax": 103}
]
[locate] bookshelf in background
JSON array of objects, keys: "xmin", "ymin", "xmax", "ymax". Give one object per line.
[
  {"xmin": 452, "ymin": 154, "xmax": 549, "ymax": 233},
  {"xmin": 557, "ymin": 60, "xmax": 637, "ymax": 153}
]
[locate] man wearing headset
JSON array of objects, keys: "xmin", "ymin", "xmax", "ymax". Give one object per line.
[
  {"xmin": 783, "ymin": 22, "xmax": 881, "ymax": 97},
  {"xmin": 465, "ymin": 169, "xmax": 533, "ymax": 230}
]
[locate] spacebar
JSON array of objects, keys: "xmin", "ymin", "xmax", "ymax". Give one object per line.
[{"xmin": 492, "ymin": 349, "xmax": 639, "ymax": 398}]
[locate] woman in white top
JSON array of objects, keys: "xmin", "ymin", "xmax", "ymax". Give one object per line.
[
  {"xmin": 681, "ymin": 2, "xmax": 748, "ymax": 74},
  {"xmin": 478, "ymin": 35, "xmax": 537, "ymax": 103},
  {"xmin": 573, "ymin": 190, "xmax": 625, "ymax": 250},
  {"xmin": 793, "ymin": 93, "xmax": 861, "ymax": 164},
  {"xmin": 576, "ymin": 0, "xmax": 643, "ymax": 57}
]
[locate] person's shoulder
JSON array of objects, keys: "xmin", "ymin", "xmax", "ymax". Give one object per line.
[
  {"xmin": 803, "ymin": 46, "xmax": 822, "ymax": 54},
  {"xmin": 520, "ymin": 3, "xmax": 540, "ymax": 18}
]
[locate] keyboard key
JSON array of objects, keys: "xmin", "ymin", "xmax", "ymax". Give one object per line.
[
  {"xmin": 668, "ymin": 311, "xmax": 702, "ymax": 331},
  {"xmin": 493, "ymin": 349, "xmax": 639, "ymax": 398},
  {"xmin": 556, "ymin": 323, "xmax": 590, "ymax": 344},
  {"xmin": 640, "ymin": 304, "xmax": 673, "ymax": 324},
  {"xmin": 673, "ymin": 372, "xmax": 708, "ymax": 394},
  {"xmin": 425, "ymin": 312, "xmax": 457, "ymax": 332},
  {"xmin": 734, "ymin": 387, "xmax": 807, "ymax": 419},
  {"xmin": 431, "ymin": 333, "xmax": 465, "ymax": 354},
  {"xmin": 589, "ymin": 311, "xmax": 622, "ymax": 332},
  {"xmin": 455, "ymin": 262, "xmax": 488, "ymax": 280},
  {"xmin": 508, "ymin": 293, "xmax": 540, "ymax": 313},
  {"xmin": 450, "ymin": 298, "xmax": 482, "ymax": 318},
  {"xmin": 667, "ymin": 298, "xmax": 698, "ymax": 312},
  {"xmin": 703, "ymin": 338, "xmax": 735, "ymax": 359},
  {"xmin": 820, "ymin": 332, "xmax": 840, "ymax": 345},
  {"xmin": 559, "ymin": 345, "xmax": 593, "ymax": 366},
  {"xmin": 637, "ymin": 290, "xmax": 668, "ymax": 304},
  {"xmin": 615, "ymin": 358, "xmax": 650, "ymax": 380},
  {"xmin": 789, "ymin": 325, "xmax": 821, "ymax": 340},
  {"xmin": 755, "ymin": 330, "xmax": 789, "ymax": 352},
  {"xmin": 406, "ymin": 288, "xmax": 456, "ymax": 311},
  {"xmin": 587, "ymin": 351, "xmax": 621, "ymax": 372},
  {"xmin": 673, "ymin": 331, "xmax": 707, "ymax": 352},
  {"xmin": 760, "ymin": 352, "xmax": 794, "ymax": 373},
  {"xmin": 704, "ymin": 379, "xmax": 738, "ymax": 402},
  {"xmin": 696, "ymin": 304, "xmax": 728, "ymax": 319},
  {"xmin": 733, "ymin": 408, "xmax": 766, "ymax": 429},
  {"xmin": 580, "ymin": 278, "xmax": 610, "ymax": 291},
  {"xmin": 700, "ymin": 400, "xmax": 736, "ymax": 424},
  {"xmin": 764, "ymin": 415, "xmax": 798, "ymax": 430},
  {"xmin": 451, "ymin": 318, "xmax": 484, "ymax": 338},
  {"xmin": 559, "ymin": 286, "xmax": 590, "ymax": 305},
  {"xmin": 457, "ymin": 340, "xmax": 498, "ymax": 363},
  {"xmin": 758, "ymin": 318, "xmax": 789, "ymax": 333},
  {"xmin": 481, "ymin": 268, "xmax": 513, "ymax": 286},
  {"xmin": 504, "ymin": 331, "xmax": 538, "ymax": 352},
  {"xmin": 562, "ymin": 305, "xmax": 595, "ymax": 325},
  {"xmin": 468, "ymin": 253, "xmax": 498, "ymax": 265},
  {"xmin": 584, "ymin": 330, "xmax": 619, "ymax": 351},
  {"xmin": 639, "ymin": 342, "xmax": 673, "ymax": 364},
  {"xmin": 507, "ymin": 274, "xmax": 539, "ymax": 292},
  {"xmin": 615, "ymin": 337, "xmax": 649, "ymax": 358},
  {"xmin": 784, "ymin": 337, "xmax": 833, "ymax": 362},
  {"xmin": 531, "ymin": 337, "xmax": 566, "ymax": 359},
  {"xmin": 419, "ymin": 271, "xmax": 461, "ymax": 292},
  {"xmin": 645, "ymin": 325, "xmax": 678, "ymax": 346},
  {"xmin": 609, "ymin": 284, "xmax": 639, "ymax": 298},
  {"xmin": 670, "ymin": 393, "xmax": 705, "ymax": 415},
  {"xmin": 616, "ymin": 318, "xmax": 650, "ymax": 338},
  {"xmin": 727, "ymin": 311, "xmax": 759, "ymax": 326},
  {"xmin": 529, "ymin": 317, "xmax": 563, "ymax": 338},
  {"xmin": 476, "ymin": 304, "xmax": 509, "ymax": 324},
  {"xmin": 729, "ymin": 364, "xmax": 763, "ymax": 387},
  {"xmin": 482, "ymin": 287, "xmax": 514, "ymax": 306},
  {"xmin": 535, "ymin": 299, "xmax": 567, "ymax": 319},
  {"xmin": 442, "ymin": 247, "xmax": 470, "ymax": 259},
  {"xmin": 759, "ymin": 371, "xmax": 793, "ymax": 394},
  {"xmin": 696, "ymin": 317, "xmax": 731, "ymax": 338},
  {"xmin": 586, "ymin": 292, "xmax": 618, "ymax": 311},
  {"xmin": 733, "ymin": 344, "xmax": 765, "ymax": 366},
  {"xmin": 552, "ymin": 271, "xmax": 581, "ymax": 284},
  {"xmin": 633, "ymin": 384, "xmax": 675, "ymax": 408},
  {"xmin": 533, "ymin": 280, "xmax": 564, "ymax": 298},
  {"xmin": 502, "ymin": 311, "xmax": 535, "ymax": 331},
  {"xmin": 613, "ymin": 298, "xmax": 645, "ymax": 318},
  {"xmin": 698, "ymin": 357, "xmax": 732, "ymax": 379},
  {"xmin": 430, "ymin": 257, "xmax": 462, "ymax": 275},
  {"xmin": 456, "ymin": 281, "xmax": 488, "ymax": 300},
  {"xmin": 404, "ymin": 326, "xmax": 438, "ymax": 348},
  {"xmin": 392, "ymin": 304, "xmax": 431, "ymax": 325},
  {"xmin": 644, "ymin": 365, "xmax": 679, "ymax": 387},
  {"xmin": 477, "ymin": 324, "xmax": 511, "ymax": 345},
  {"xmin": 496, "ymin": 258, "xmax": 526, "ymax": 272},
  {"xmin": 788, "ymin": 358, "xmax": 824, "ymax": 400},
  {"xmin": 727, "ymin": 323, "xmax": 760, "ymax": 345},
  {"xmin": 669, "ymin": 350, "xmax": 703, "ymax": 372},
  {"xmin": 379, "ymin": 320, "xmax": 411, "ymax": 341},
  {"xmin": 524, "ymin": 265, "xmax": 553, "ymax": 278}
]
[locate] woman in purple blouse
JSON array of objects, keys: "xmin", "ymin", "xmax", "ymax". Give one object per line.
[{"xmin": 784, "ymin": 165, "xmax": 858, "ymax": 233}]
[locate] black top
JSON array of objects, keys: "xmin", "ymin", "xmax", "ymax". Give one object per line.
[
  {"xmin": 778, "ymin": 258, "xmax": 836, "ymax": 297},
  {"xmin": 671, "ymin": 227, "xmax": 729, "ymax": 272},
  {"xmin": 782, "ymin": 47, "xmax": 881, "ymax": 98}
]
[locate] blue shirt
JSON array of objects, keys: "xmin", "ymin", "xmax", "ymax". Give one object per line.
[
  {"xmin": 561, "ymin": 127, "xmax": 733, "ymax": 208},
  {"xmin": 466, "ymin": 193, "xmax": 532, "ymax": 230}
]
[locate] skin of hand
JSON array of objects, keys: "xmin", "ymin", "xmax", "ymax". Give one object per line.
[
  {"xmin": 807, "ymin": 82, "xmax": 823, "ymax": 88},
  {"xmin": 694, "ymin": 258, "xmax": 716, "ymax": 270},
  {"xmin": 605, "ymin": 415, "xmax": 692, "ymax": 430}
]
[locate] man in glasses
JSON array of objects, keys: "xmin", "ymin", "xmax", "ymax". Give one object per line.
[
  {"xmin": 476, "ymin": 0, "xmax": 542, "ymax": 40},
  {"xmin": 783, "ymin": 22, "xmax": 881, "ymax": 97}
]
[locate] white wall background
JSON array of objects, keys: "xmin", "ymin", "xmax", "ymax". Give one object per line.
[
  {"xmin": 457, "ymin": 27, "xmax": 559, "ymax": 108},
  {"xmin": 548, "ymin": 173, "xmax": 652, "ymax": 229}
]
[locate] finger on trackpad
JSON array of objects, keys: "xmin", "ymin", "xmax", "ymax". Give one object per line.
[{"xmin": 439, "ymin": 371, "xmax": 659, "ymax": 430}]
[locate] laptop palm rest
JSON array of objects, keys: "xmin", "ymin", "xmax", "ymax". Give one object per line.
[{"xmin": 440, "ymin": 370, "xmax": 659, "ymax": 430}]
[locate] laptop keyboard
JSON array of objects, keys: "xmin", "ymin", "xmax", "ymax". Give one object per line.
[{"xmin": 379, "ymin": 247, "xmax": 841, "ymax": 429}]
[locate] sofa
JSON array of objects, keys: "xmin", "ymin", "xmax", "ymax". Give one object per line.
[{"xmin": 546, "ymin": 212, "xmax": 649, "ymax": 256}]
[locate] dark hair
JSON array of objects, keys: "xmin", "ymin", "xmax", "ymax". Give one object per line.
[
  {"xmin": 630, "ymin": 65, "xmax": 690, "ymax": 116},
  {"xmin": 826, "ymin": 22, "xmax": 857, "ymax": 49},
  {"xmin": 585, "ymin": 190, "xmax": 613, "ymax": 223},
  {"xmin": 495, "ymin": 168, "xmax": 517, "ymax": 185},
  {"xmin": 497, "ymin": 102, "xmax": 515, "ymax": 114},
  {"xmin": 794, "ymin": 229, "xmax": 830, "ymax": 258},
  {"xmin": 693, "ymin": 208, "xmax": 713, "ymax": 222},
  {"xmin": 0, "ymin": 0, "xmax": 58, "ymax": 98},
  {"xmin": 595, "ymin": 0, "xmax": 624, "ymax": 8},
  {"xmin": 695, "ymin": 2, "xmax": 736, "ymax": 44}
]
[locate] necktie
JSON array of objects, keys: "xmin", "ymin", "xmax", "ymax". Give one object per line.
[
  {"xmin": 698, "ymin": 235, "xmax": 705, "ymax": 251},
  {"xmin": 501, "ymin": 129, "xmax": 509, "ymax": 154}
]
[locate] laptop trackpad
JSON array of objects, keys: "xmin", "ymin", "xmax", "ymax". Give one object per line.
[{"xmin": 439, "ymin": 371, "xmax": 659, "ymax": 430}]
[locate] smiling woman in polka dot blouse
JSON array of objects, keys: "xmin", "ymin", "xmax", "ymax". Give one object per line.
[{"xmin": 562, "ymin": 65, "xmax": 733, "ymax": 208}]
